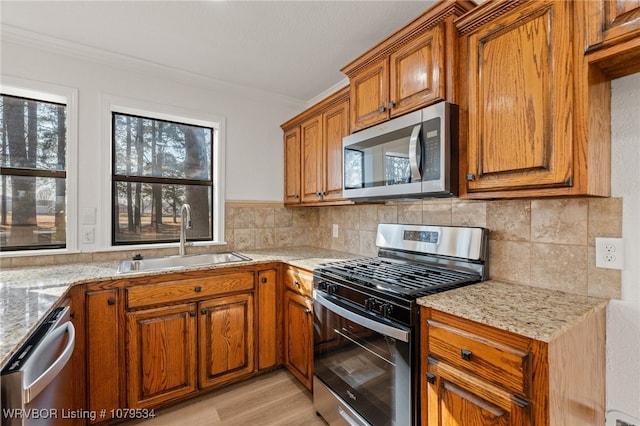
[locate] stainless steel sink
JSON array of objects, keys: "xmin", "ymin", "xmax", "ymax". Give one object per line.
[{"xmin": 116, "ymin": 252, "xmax": 252, "ymax": 274}]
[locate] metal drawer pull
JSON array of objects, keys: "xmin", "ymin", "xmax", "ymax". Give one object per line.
[
  {"xmin": 426, "ymin": 373, "xmax": 436, "ymax": 385},
  {"xmin": 294, "ymin": 280, "xmax": 300, "ymax": 287},
  {"xmin": 194, "ymin": 286, "xmax": 202, "ymax": 292},
  {"xmin": 461, "ymin": 349, "xmax": 473, "ymax": 361},
  {"xmin": 107, "ymin": 297, "xmax": 116, "ymax": 306},
  {"xmin": 261, "ymin": 277, "xmax": 268, "ymax": 283}
]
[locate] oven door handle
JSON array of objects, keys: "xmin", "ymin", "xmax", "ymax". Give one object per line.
[{"xmin": 313, "ymin": 290, "xmax": 410, "ymax": 343}]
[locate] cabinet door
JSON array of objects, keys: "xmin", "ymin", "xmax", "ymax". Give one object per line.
[
  {"xmin": 283, "ymin": 290, "xmax": 313, "ymax": 390},
  {"xmin": 465, "ymin": 1, "xmax": 573, "ymax": 194},
  {"xmin": 389, "ymin": 25, "xmax": 444, "ymax": 118},
  {"xmin": 198, "ymin": 293, "xmax": 254, "ymax": 388},
  {"xmin": 284, "ymin": 127, "xmax": 301, "ymax": 204},
  {"xmin": 126, "ymin": 304, "xmax": 197, "ymax": 408},
  {"xmin": 322, "ymin": 99, "xmax": 349, "ymax": 202},
  {"xmin": 86, "ymin": 289, "xmax": 122, "ymax": 423},
  {"xmin": 258, "ymin": 269, "xmax": 278, "ymax": 370},
  {"xmin": 349, "ymin": 57, "xmax": 389, "ymax": 132},
  {"xmin": 426, "ymin": 360, "xmax": 531, "ymax": 426},
  {"xmin": 593, "ymin": 0, "xmax": 640, "ymax": 46},
  {"xmin": 300, "ymin": 115, "xmax": 323, "ymax": 203}
]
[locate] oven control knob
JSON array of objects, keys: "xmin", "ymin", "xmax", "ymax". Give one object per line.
[
  {"xmin": 327, "ymin": 284, "xmax": 339, "ymax": 295},
  {"xmin": 364, "ymin": 298, "xmax": 376, "ymax": 311},
  {"xmin": 318, "ymin": 281, "xmax": 328, "ymax": 291},
  {"xmin": 380, "ymin": 303, "xmax": 393, "ymax": 318}
]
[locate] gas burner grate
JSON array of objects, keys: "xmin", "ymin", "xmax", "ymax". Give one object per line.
[{"xmin": 319, "ymin": 257, "xmax": 480, "ymax": 296}]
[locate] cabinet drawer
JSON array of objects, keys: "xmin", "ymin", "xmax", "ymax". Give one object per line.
[
  {"xmin": 126, "ymin": 271, "xmax": 255, "ymax": 309},
  {"xmin": 427, "ymin": 319, "xmax": 531, "ymax": 397},
  {"xmin": 284, "ymin": 267, "xmax": 313, "ymax": 298}
]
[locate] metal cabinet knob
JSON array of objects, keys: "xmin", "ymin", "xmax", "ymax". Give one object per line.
[
  {"xmin": 461, "ymin": 349, "xmax": 473, "ymax": 361},
  {"xmin": 294, "ymin": 280, "xmax": 300, "ymax": 287},
  {"xmin": 426, "ymin": 373, "xmax": 436, "ymax": 384},
  {"xmin": 388, "ymin": 101, "xmax": 396, "ymax": 109},
  {"xmin": 261, "ymin": 277, "xmax": 268, "ymax": 284},
  {"xmin": 378, "ymin": 105, "xmax": 386, "ymax": 113},
  {"xmin": 107, "ymin": 297, "xmax": 116, "ymax": 306},
  {"xmin": 194, "ymin": 286, "xmax": 202, "ymax": 293}
]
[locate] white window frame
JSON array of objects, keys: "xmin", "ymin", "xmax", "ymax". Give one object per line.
[
  {"xmin": 101, "ymin": 95, "xmax": 226, "ymax": 250},
  {"xmin": 0, "ymin": 75, "xmax": 79, "ymax": 256}
]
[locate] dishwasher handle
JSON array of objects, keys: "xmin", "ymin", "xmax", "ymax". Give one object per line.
[{"xmin": 23, "ymin": 320, "xmax": 76, "ymax": 404}]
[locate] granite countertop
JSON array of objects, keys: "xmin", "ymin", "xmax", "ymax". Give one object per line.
[
  {"xmin": 417, "ymin": 280, "xmax": 608, "ymax": 342},
  {"xmin": 2, "ymin": 249, "xmax": 608, "ymax": 368},
  {"xmin": 0, "ymin": 246, "xmax": 360, "ymax": 366}
]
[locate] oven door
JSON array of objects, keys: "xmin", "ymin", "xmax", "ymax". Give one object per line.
[{"xmin": 313, "ymin": 290, "xmax": 411, "ymax": 426}]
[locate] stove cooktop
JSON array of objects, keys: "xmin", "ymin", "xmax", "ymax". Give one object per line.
[{"xmin": 316, "ymin": 256, "xmax": 481, "ymax": 298}]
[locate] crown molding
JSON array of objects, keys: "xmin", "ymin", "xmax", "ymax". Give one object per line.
[{"xmin": 1, "ymin": 25, "xmax": 307, "ymax": 110}]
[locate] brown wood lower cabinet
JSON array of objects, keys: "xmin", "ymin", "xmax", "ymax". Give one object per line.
[
  {"xmin": 283, "ymin": 290, "xmax": 313, "ymax": 390},
  {"xmin": 126, "ymin": 303, "xmax": 198, "ymax": 409},
  {"xmin": 421, "ymin": 307, "xmax": 605, "ymax": 426},
  {"xmin": 198, "ymin": 293, "xmax": 254, "ymax": 389},
  {"xmin": 85, "ymin": 287, "xmax": 123, "ymax": 422}
]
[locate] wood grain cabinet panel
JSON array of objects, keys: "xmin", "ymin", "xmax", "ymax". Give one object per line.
[
  {"xmin": 281, "ymin": 87, "xmax": 350, "ymax": 206},
  {"xmin": 86, "ymin": 288, "xmax": 122, "ymax": 423},
  {"xmin": 349, "ymin": 57, "xmax": 389, "ymax": 131},
  {"xmin": 258, "ymin": 269, "xmax": 279, "ymax": 370},
  {"xmin": 300, "ymin": 115, "xmax": 323, "ymax": 203},
  {"xmin": 389, "ymin": 26, "xmax": 444, "ymax": 118},
  {"xmin": 463, "ymin": 1, "xmax": 572, "ymax": 193},
  {"xmin": 427, "ymin": 360, "xmax": 531, "ymax": 426},
  {"xmin": 322, "ymin": 99, "xmax": 349, "ymax": 202},
  {"xmin": 342, "ymin": 1, "xmax": 474, "ymax": 132},
  {"xmin": 421, "ymin": 307, "xmax": 606, "ymax": 426},
  {"xmin": 198, "ymin": 293, "xmax": 254, "ymax": 389},
  {"xmin": 283, "ymin": 290, "xmax": 313, "ymax": 390},
  {"xmin": 583, "ymin": 0, "xmax": 640, "ymax": 78},
  {"xmin": 283, "ymin": 127, "xmax": 301, "ymax": 204},
  {"xmin": 126, "ymin": 304, "xmax": 198, "ymax": 409},
  {"xmin": 126, "ymin": 271, "xmax": 254, "ymax": 309},
  {"xmin": 284, "ymin": 266, "xmax": 314, "ymax": 298},
  {"xmin": 457, "ymin": 0, "xmax": 612, "ymax": 198}
]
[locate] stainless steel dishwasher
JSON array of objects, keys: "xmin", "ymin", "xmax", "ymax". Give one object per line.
[{"xmin": 1, "ymin": 306, "xmax": 76, "ymax": 426}]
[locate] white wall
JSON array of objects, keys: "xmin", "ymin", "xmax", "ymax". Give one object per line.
[
  {"xmin": 608, "ymin": 72, "xmax": 640, "ymax": 420},
  {"xmin": 1, "ymin": 33, "xmax": 303, "ymax": 251}
]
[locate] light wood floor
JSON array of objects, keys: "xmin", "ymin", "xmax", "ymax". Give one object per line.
[{"xmin": 126, "ymin": 369, "xmax": 328, "ymax": 426}]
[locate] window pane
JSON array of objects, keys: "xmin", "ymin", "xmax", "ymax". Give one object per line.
[
  {"xmin": 113, "ymin": 182, "xmax": 211, "ymax": 244},
  {"xmin": 113, "ymin": 113, "xmax": 212, "ymax": 180},
  {"xmin": 0, "ymin": 176, "xmax": 66, "ymax": 250},
  {"xmin": 0, "ymin": 95, "xmax": 67, "ymax": 170}
]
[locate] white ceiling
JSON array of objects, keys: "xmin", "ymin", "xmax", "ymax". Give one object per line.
[{"xmin": 0, "ymin": 1, "xmax": 435, "ymax": 103}]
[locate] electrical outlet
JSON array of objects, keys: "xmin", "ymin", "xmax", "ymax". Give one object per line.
[
  {"xmin": 82, "ymin": 226, "xmax": 95, "ymax": 244},
  {"xmin": 595, "ymin": 237, "xmax": 624, "ymax": 270},
  {"xmin": 332, "ymin": 224, "xmax": 339, "ymax": 238}
]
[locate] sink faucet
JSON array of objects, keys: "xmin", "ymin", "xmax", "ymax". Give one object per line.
[{"xmin": 179, "ymin": 203, "xmax": 193, "ymax": 256}]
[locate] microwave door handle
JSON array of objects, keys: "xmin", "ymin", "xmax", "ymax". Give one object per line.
[{"xmin": 409, "ymin": 124, "xmax": 422, "ymax": 182}]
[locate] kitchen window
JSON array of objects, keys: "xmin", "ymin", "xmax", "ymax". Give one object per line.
[
  {"xmin": 111, "ymin": 110, "xmax": 221, "ymax": 246},
  {"xmin": 0, "ymin": 93, "xmax": 69, "ymax": 251}
]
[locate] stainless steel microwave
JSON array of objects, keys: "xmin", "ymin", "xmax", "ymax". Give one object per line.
[{"xmin": 342, "ymin": 101, "xmax": 458, "ymax": 201}]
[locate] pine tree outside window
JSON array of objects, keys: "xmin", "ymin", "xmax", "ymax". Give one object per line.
[
  {"xmin": 0, "ymin": 94, "xmax": 68, "ymax": 251},
  {"xmin": 112, "ymin": 112, "xmax": 215, "ymax": 245}
]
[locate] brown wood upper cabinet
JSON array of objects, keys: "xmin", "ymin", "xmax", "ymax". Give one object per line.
[
  {"xmin": 456, "ymin": 0, "xmax": 612, "ymax": 198},
  {"xmin": 583, "ymin": 0, "xmax": 640, "ymax": 78},
  {"xmin": 342, "ymin": 1, "xmax": 475, "ymax": 132},
  {"xmin": 282, "ymin": 87, "xmax": 350, "ymax": 206}
]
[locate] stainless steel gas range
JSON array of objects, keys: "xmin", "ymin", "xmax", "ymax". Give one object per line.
[{"xmin": 312, "ymin": 223, "xmax": 488, "ymax": 426}]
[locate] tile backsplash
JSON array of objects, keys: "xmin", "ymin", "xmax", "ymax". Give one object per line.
[
  {"xmin": 261, "ymin": 197, "xmax": 621, "ymax": 299},
  {"xmin": 1, "ymin": 197, "xmax": 622, "ymax": 299}
]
